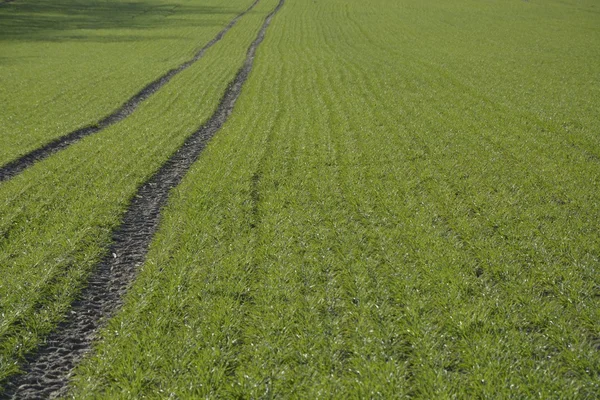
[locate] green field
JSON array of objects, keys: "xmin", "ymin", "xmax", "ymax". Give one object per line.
[
  {"xmin": 0, "ymin": 0, "xmax": 255, "ymax": 165},
  {"xmin": 0, "ymin": 0, "xmax": 274, "ymax": 383},
  {"xmin": 1, "ymin": 0, "xmax": 600, "ymax": 398}
]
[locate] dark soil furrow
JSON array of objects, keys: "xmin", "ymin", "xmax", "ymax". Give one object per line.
[
  {"xmin": 0, "ymin": 1, "xmax": 283, "ymax": 398},
  {"xmin": 0, "ymin": 0, "xmax": 260, "ymax": 183}
]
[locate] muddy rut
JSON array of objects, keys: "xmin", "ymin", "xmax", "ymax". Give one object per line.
[
  {"xmin": 0, "ymin": 0, "xmax": 284, "ymax": 398},
  {"xmin": 0, "ymin": 0, "xmax": 259, "ymax": 183}
]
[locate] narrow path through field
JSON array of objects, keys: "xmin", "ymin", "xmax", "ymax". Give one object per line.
[
  {"xmin": 0, "ymin": 0, "xmax": 259, "ymax": 183},
  {"xmin": 0, "ymin": 0, "xmax": 284, "ymax": 398}
]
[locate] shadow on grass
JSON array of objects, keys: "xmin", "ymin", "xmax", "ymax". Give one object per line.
[
  {"xmin": 0, "ymin": 0, "xmax": 241, "ymax": 42},
  {"xmin": 0, "ymin": 54, "xmax": 38, "ymax": 66}
]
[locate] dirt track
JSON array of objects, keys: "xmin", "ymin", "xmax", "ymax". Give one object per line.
[
  {"xmin": 0, "ymin": 0, "xmax": 284, "ymax": 398},
  {"xmin": 0, "ymin": 0, "xmax": 260, "ymax": 183}
]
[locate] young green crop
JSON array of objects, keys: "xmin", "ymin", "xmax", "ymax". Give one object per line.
[
  {"xmin": 70, "ymin": 0, "xmax": 599, "ymax": 397},
  {"xmin": 0, "ymin": 0, "xmax": 253, "ymax": 166},
  {"xmin": 0, "ymin": 0, "xmax": 278, "ymax": 385}
]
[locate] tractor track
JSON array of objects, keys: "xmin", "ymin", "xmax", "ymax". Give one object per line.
[
  {"xmin": 0, "ymin": 0, "xmax": 283, "ymax": 398},
  {"xmin": 0, "ymin": 0, "xmax": 260, "ymax": 183}
]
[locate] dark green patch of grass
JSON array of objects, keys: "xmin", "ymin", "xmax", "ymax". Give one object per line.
[{"xmin": 0, "ymin": 0, "xmax": 250, "ymax": 165}]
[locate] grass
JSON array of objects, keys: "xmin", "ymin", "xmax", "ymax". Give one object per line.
[
  {"xmin": 0, "ymin": 0, "xmax": 278, "ymax": 385},
  {"xmin": 67, "ymin": 0, "xmax": 600, "ymax": 398},
  {"xmin": 0, "ymin": 0, "xmax": 255, "ymax": 166}
]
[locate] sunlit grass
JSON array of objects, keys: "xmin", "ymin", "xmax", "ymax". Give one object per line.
[
  {"xmin": 69, "ymin": 0, "xmax": 600, "ymax": 397},
  {"xmin": 0, "ymin": 0, "xmax": 277, "ymax": 385}
]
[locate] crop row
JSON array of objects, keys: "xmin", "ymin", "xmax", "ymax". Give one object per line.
[
  {"xmin": 68, "ymin": 0, "xmax": 599, "ymax": 397},
  {"xmin": 1, "ymin": 0, "xmax": 599, "ymax": 397},
  {"xmin": 0, "ymin": 0, "xmax": 277, "ymax": 387}
]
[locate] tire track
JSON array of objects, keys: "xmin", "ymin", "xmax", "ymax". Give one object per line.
[
  {"xmin": 0, "ymin": 0, "xmax": 259, "ymax": 183},
  {"xmin": 0, "ymin": 0, "xmax": 284, "ymax": 398}
]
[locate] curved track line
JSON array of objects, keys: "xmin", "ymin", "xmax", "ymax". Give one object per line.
[
  {"xmin": 0, "ymin": 0, "xmax": 284, "ymax": 398},
  {"xmin": 0, "ymin": 0, "xmax": 260, "ymax": 183}
]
